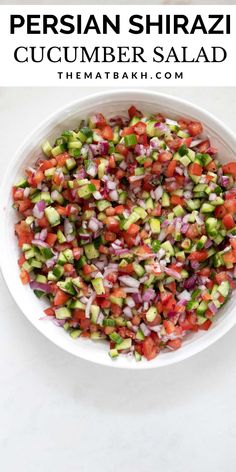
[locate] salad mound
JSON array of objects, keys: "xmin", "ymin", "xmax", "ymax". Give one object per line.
[{"xmin": 13, "ymin": 106, "xmax": 236, "ymax": 361}]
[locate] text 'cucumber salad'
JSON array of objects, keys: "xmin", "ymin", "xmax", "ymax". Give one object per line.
[{"xmin": 13, "ymin": 106, "xmax": 236, "ymax": 361}]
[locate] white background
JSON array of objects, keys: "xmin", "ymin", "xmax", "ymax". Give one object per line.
[
  {"xmin": 0, "ymin": 5, "xmax": 235, "ymax": 86},
  {"xmin": 0, "ymin": 86, "xmax": 236, "ymax": 472}
]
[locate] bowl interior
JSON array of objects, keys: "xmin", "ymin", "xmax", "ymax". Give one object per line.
[{"xmin": 1, "ymin": 90, "xmax": 236, "ymax": 369}]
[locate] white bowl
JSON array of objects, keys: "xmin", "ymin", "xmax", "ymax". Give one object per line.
[{"xmin": 1, "ymin": 89, "xmax": 236, "ymax": 369}]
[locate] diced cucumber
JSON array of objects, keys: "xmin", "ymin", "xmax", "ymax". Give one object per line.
[
  {"xmin": 149, "ymin": 218, "xmax": 160, "ymax": 234},
  {"xmin": 84, "ymin": 243, "xmax": 99, "ymax": 260},
  {"xmin": 92, "ymin": 278, "xmax": 105, "ymax": 295},
  {"xmin": 162, "ymin": 192, "xmax": 170, "ymax": 207},
  {"xmin": 173, "ymin": 205, "xmax": 185, "ymax": 217},
  {"xmin": 116, "ymin": 338, "xmax": 132, "ymax": 351},
  {"xmin": 133, "ymin": 262, "xmax": 145, "ymax": 277},
  {"xmin": 196, "ymin": 301, "xmax": 208, "ymax": 316},
  {"xmin": 45, "ymin": 206, "xmax": 60, "ymax": 226},
  {"xmin": 55, "ymin": 307, "xmax": 72, "ymax": 320},
  {"xmin": 218, "ymin": 280, "xmax": 229, "ymax": 298},
  {"xmin": 146, "ymin": 306, "xmax": 157, "ymax": 322},
  {"xmin": 161, "ymin": 241, "xmax": 174, "ymax": 257},
  {"xmin": 109, "ymin": 349, "xmax": 119, "ymax": 358},
  {"xmin": 96, "ymin": 200, "xmax": 111, "ymax": 212},
  {"xmin": 90, "ymin": 305, "xmax": 100, "ymax": 324}
]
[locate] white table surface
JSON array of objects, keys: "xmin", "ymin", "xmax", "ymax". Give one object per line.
[{"xmin": 0, "ymin": 87, "xmax": 236, "ymax": 472}]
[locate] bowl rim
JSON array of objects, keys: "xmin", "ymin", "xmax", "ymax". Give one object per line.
[{"xmin": 1, "ymin": 88, "xmax": 236, "ymax": 369}]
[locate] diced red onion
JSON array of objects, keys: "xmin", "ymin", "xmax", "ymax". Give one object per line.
[
  {"xmin": 140, "ymin": 323, "xmax": 151, "ymax": 336},
  {"xmin": 132, "ymin": 292, "xmax": 142, "ymax": 304},
  {"xmin": 85, "ymin": 292, "xmax": 96, "ymax": 319},
  {"xmin": 29, "ymin": 281, "xmax": 52, "ymax": 293},
  {"xmin": 126, "ymin": 296, "xmax": 135, "ymax": 308},
  {"xmin": 23, "ymin": 187, "xmax": 30, "ymax": 198},
  {"xmin": 88, "ymin": 219, "xmax": 99, "ymax": 232},
  {"xmin": 86, "ymin": 162, "xmax": 97, "ymax": 177},
  {"xmin": 208, "ymin": 302, "xmax": 218, "ymax": 315},
  {"xmin": 177, "ymin": 289, "xmax": 191, "ymax": 301},
  {"xmin": 33, "ymin": 200, "xmax": 45, "ymax": 219},
  {"xmin": 181, "ymin": 224, "xmax": 189, "ymax": 234},
  {"xmin": 123, "ymin": 306, "xmax": 133, "ymax": 319},
  {"xmin": 32, "ymin": 239, "xmax": 49, "ymax": 248},
  {"xmin": 183, "ymin": 275, "xmax": 197, "ymax": 290},
  {"xmin": 164, "ymin": 267, "xmax": 182, "ymax": 280},
  {"xmin": 118, "ymin": 275, "xmax": 140, "ymax": 288},
  {"xmin": 209, "ymin": 193, "xmax": 217, "ymax": 201},
  {"xmin": 142, "ymin": 288, "xmax": 156, "ymax": 302},
  {"xmin": 107, "ymin": 180, "xmax": 116, "ymax": 190},
  {"xmin": 109, "ymin": 190, "xmax": 119, "ymax": 201},
  {"xmin": 123, "ymin": 287, "xmax": 139, "ymax": 293}
]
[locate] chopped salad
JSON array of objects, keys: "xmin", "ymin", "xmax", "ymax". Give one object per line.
[{"xmin": 13, "ymin": 105, "xmax": 236, "ymax": 361}]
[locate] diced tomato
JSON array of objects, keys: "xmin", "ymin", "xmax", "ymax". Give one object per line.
[
  {"xmin": 199, "ymin": 320, "xmax": 212, "ymax": 331},
  {"xmin": 80, "ymin": 319, "xmax": 91, "ymax": 330},
  {"xmin": 112, "ymin": 287, "xmax": 126, "ymax": 298},
  {"xmin": 170, "ymin": 195, "xmax": 184, "ymax": 206},
  {"xmin": 104, "ymin": 231, "xmax": 117, "ymax": 242},
  {"xmin": 109, "ymin": 155, "xmax": 116, "ymax": 169},
  {"xmin": 178, "ymin": 119, "xmax": 190, "ymax": 130},
  {"xmin": 18, "ymin": 199, "xmax": 32, "ymax": 213},
  {"xmin": 198, "ymin": 267, "xmax": 211, "ymax": 277},
  {"xmin": 123, "ymin": 232, "xmax": 136, "ymax": 248},
  {"xmin": 143, "ymin": 158, "xmax": 153, "ymax": 169},
  {"xmin": 188, "ymin": 121, "xmax": 203, "ymax": 137},
  {"xmin": 158, "ymin": 151, "xmax": 173, "ymax": 163},
  {"xmin": 223, "ymin": 251, "xmax": 236, "ymax": 264},
  {"xmin": 214, "ymin": 205, "xmax": 226, "ymax": 219},
  {"xmin": 222, "ymin": 213, "xmax": 235, "ymax": 229},
  {"xmin": 197, "ymin": 139, "xmax": 210, "ymax": 154},
  {"xmin": 91, "ymin": 113, "xmax": 107, "ymax": 128},
  {"xmin": 142, "ymin": 336, "xmax": 159, "ymax": 360},
  {"xmin": 167, "ymin": 339, "xmax": 182, "ymax": 350},
  {"xmin": 163, "ymin": 319, "xmax": 175, "ymax": 334},
  {"xmin": 118, "ymin": 263, "xmax": 134, "ymax": 275},
  {"xmin": 55, "ymin": 152, "xmax": 70, "ymax": 167},
  {"xmin": 206, "ymin": 161, "xmax": 217, "ymax": 172},
  {"xmin": 152, "ymin": 162, "xmax": 162, "ymax": 175},
  {"xmin": 127, "ymin": 223, "xmax": 140, "ymax": 236},
  {"xmin": 15, "ymin": 221, "xmax": 33, "ymax": 247},
  {"xmin": 18, "ymin": 254, "xmax": 26, "ymax": 267},
  {"xmin": 222, "ymin": 162, "xmax": 236, "ymax": 178},
  {"xmin": 44, "ymin": 307, "xmax": 55, "ymax": 317},
  {"xmin": 102, "ymin": 125, "xmax": 113, "ymax": 140},
  {"xmin": 224, "ymin": 200, "xmax": 236, "ymax": 214},
  {"xmin": 105, "ymin": 217, "xmax": 120, "ymax": 233},
  {"xmin": 115, "ymin": 143, "xmax": 129, "ymax": 157},
  {"xmin": 110, "ymin": 304, "xmax": 123, "ymax": 317},
  {"xmin": 45, "ymin": 232, "xmax": 57, "ymax": 246},
  {"xmin": 215, "ymin": 271, "xmax": 228, "ymax": 284},
  {"xmin": 20, "ymin": 269, "xmax": 30, "ymax": 285},
  {"xmin": 166, "ymin": 160, "xmax": 177, "ymax": 177},
  {"xmin": 13, "ymin": 187, "xmax": 24, "ymax": 201},
  {"xmin": 128, "ymin": 105, "xmax": 143, "ymax": 119},
  {"xmin": 137, "ymin": 134, "xmax": 148, "ymax": 146},
  {"xmin": 133, "ymin": 121, "xmax": 146, "ymax": 135},
  {"xmin": 53, "ymin": 289, "xmax": 70, "ymax": 306},
  {"xmin": 90, "ymin": 179, "xmax": 101, "ymax": 190},
  {"xmin": 55, "ymin": 205, "xmax": 68, "ymax": 217},
  {"xmin": 188, "ymin": 250, "xmax": 208, "ymax": 262},
  {"xmin": 114, "ymin": 205, "xmax": 125, "ymax": 215},
  {"xmin": 39, "ymin": 159, "xmax": 57, "ymax": 171},
  {"xmin": 185, "ymin": 223, "xmax": 199, "ymax": 240},
  {"xmin": 189, "ymin": 162, "xmax": 203, "ymax": 176},
  {"xmin": 121, "ymin": 126, "xmax": 135, "ymax": 136},
  {"xmin": 82, "ymin": 264, "xmax": 93, "ymax": 276}
]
